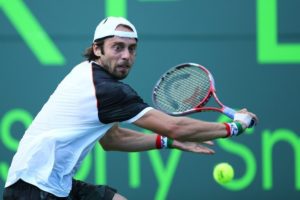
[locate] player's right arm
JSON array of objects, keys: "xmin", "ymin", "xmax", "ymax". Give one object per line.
[
  {"xmin": 134, "ymin": 108, "xmax": 257, "ymax": 142},
  {"xmin": 133, "ymin": 109, "xmax": 228, "ymax": 142}
]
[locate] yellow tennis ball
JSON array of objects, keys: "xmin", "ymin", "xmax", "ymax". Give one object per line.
[{"xmin": 213, "ymin": 162, "xmax": 234, "ymax": 184}]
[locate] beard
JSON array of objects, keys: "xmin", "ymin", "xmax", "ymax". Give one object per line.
[{"xmin": 102, "ymin": 63, "xmax": 131, "ymax": 80}]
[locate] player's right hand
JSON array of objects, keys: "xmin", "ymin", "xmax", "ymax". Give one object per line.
[{"xmin": 234, "ymin": 108, "xmax": 258, "ymax": 128}]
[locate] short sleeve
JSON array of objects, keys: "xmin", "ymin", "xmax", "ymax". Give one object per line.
[{"xmin": 95, "ymin": 82, "xmax": 149, "ymax": 124}]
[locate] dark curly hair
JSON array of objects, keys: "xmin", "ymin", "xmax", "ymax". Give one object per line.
[{"xmin": 82, "ymin": 37, "xmax": 111, "ymax": 62}]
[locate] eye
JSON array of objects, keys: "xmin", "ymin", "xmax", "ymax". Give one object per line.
[
  {"xmin": 129, "ymin": 45, "xmax": 137, "ymax": 54},
  {"xmin": 113, "ymin": 44, "xmax": 124, "ymax": 52}
]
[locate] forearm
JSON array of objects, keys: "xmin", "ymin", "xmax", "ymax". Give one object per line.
[
  {"xmin": 134, "ymin": 110, "xmax": 232, "ymax": 142},
  {"xmin": 170, "ymin": 117, "xmax": 227, "ymax": 142},
  {"xmin": 111, "ymin": 128, "xmax": 156, "ymax": 152},
  {"xmin": 100, "ymin": 126, "xmax": 158, "ymax": 152},
  {"xmin": 100, "ymin": 125, "xmax": 216, "ymax": 155}
]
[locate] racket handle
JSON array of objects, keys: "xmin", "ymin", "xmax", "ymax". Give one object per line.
[
  {"xmin": 223, "ymin": 107, "xmax": 236, "ymax": 119},
  {"xmin": 223, "ymin": 107, "xmax": 256, "ymax": 128}
]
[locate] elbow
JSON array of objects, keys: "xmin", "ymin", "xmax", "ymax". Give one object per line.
[
  {"xmin": 99, "ymin": 140, "xmax": 113, "ymax": 151},
  {"xmin": 99, "ymin": 134, "xmax": 118, "ymax": 151},
  {"xmin": 99, "ymin": 123, "xmax": 120, "ymax": 151}
]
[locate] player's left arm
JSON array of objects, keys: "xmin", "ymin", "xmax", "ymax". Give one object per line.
[{"xmin": 99, "ymin": 123, "xmax": 215, "ymax": 154}]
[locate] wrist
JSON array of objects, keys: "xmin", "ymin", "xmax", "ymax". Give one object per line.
[
  {"xmin": 156, "ymin": 135, "xmax": 174, "ymax": 149},
  {"xmin": 167, "ymin": 137, "xmax": 174, "ymax": 148},
  {"xmin": 223, "ymin": 122, "xmax": 244, "ymax": 137}
]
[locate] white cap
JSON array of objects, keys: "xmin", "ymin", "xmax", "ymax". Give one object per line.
[{"xmin": 93, "ymin": 17, "xmax": 138, "ymax": 42}]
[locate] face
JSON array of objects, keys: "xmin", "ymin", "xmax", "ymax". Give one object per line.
[{"xmin": 94, "ymin": 26, "xmax": 137, "ymax": 80}]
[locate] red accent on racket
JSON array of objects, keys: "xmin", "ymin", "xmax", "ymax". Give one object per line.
[{"xmin": 152, "ymin": 63, "xmax": 255, "ymax": 127}]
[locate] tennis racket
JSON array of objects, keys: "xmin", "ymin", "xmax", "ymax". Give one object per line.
[{"xmin": 152, "ymin": 63, "xmax": 256, "ymax": 127}]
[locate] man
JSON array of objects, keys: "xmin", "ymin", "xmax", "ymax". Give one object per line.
[{"xmin": 3, "ymin": 17, "xmax": 258, "ymax": 200}]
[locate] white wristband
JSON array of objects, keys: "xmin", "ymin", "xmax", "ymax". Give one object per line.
[
  {"xmin": 234, "ymin": 113, "xmax": 252, "ymax": 127},
  {"xmin": 161, "ymin": 136, "xmax": 168, "ymax": 149},
  {"xmin": 229, "ymin": 123, "xmax": 239, "ymax": 136}
]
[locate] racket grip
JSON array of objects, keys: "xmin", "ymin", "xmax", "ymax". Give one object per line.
[
  {"xmin": 223, "ymin": 107, "xmax": 236, "ymax": 119},
  {"xmin": 224, "ymin": 107, "xmax": 256, "ymax": 128}
]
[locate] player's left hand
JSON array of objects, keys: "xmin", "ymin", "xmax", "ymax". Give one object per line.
[{"xmin": 172, "ymin": 140, "xmax": 215, "ymax": 154}]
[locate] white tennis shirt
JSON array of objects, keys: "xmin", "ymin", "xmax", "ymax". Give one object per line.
[{"xmin": 5, "ymin": 61, "xmax": 152, "ymax": 197}]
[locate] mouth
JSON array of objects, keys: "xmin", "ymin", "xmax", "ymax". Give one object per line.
[
  {"xmin": 118, "ymin": 65, "xmax": 129, "ymax": 69},
  {"xmin": 111, "ymin": 63, "xmax": 131, "ymax": 79},
  {"xmin": 116, "ymin": 64, "xmax": 130, "ymax": 72}
]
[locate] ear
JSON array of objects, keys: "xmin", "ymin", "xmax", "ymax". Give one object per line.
[{"xmin": 93, "ymin": 44, "xmax": 102, "ymax": 57}]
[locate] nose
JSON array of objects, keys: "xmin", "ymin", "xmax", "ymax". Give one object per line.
[{"xmin": 121, "ymin": 48, "xmax": 130, "ymax": 60}]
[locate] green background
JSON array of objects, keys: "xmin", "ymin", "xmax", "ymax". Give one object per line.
[{"xmin": 1, "ymin": 0, "xmax": 299, "ymax": 199}]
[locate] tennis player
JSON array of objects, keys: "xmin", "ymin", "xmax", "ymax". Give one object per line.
[{"xmin": 3, "ymin": 16, "xmax": 258, "ymax": 200}]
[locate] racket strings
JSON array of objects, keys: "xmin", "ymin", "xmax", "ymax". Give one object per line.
[{"xmin": 154, "ymin": 65, "xmax": 211, "ymax": 113}]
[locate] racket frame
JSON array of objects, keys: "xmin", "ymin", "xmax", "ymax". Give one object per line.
[{"xmin": 152, "ymin": 63, "xmax": 236, "ymax": 119}]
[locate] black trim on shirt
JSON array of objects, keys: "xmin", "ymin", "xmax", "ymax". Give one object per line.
[{"xmin": 91, "ymin": 62, "xmax": 149, "ymax": 124}]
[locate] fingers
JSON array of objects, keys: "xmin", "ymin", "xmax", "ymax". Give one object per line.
[
  {"xmin": 172, "ymin": 140, "xmax": 215, "ymax": 154},
  {"xmin": 194, "ymin": 145, "xmax": 215, "ymax": 154},
  {"xmin": 240, "ymin": 108, "xmax": 258, "ymax": 123},
  {"xmin": 238, "ymin": 108, "xmax": 248, "ymax": 113},
  {"xmin": 187, "ymin": 142, "xmax": 215, "ymax": 154},
  {"xmin": 237, "ymin": 108, "xmax": 259, "ymax": 126},
  {"xmin": 249, "ymin": 112, "xmax": 259, "ymax": 124},
  {"xmin": 200, "ymin": 141, "xmax": 215, "ymax": 154},
  {"xmin": 202, "ymin": 141, "xmax": 214, "ymax": 146}
]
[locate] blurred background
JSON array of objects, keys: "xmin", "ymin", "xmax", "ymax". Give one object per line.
[{"xmin": 0, "ymin": 0, "xmax": 299, "ymax": 199}]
